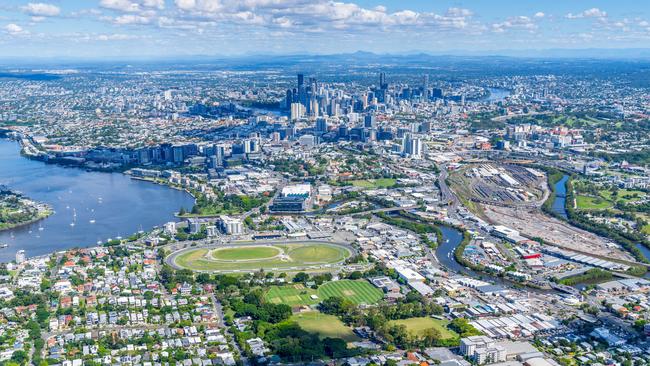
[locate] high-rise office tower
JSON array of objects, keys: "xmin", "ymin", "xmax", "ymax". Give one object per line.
[
  {"xmin": 290, "ymin": 103, "xmax": 305, "ymax": 120},
  {"xmin": 315, "ymin": 117, "xmax": 328, "ymax": 134},
  {"xmin": 285, "ymin": 89, "xmax": 293, "ymax": 109},
  {"xmin": 364, "ymin": 114, "xmax": 376, "ymax": 128},
  {"xmin": 297, "ymin": 74, "xmax": 306, "ymax": 108},
  {"xmin": 310, "ymin": 99, "xmax": 319, "ymax": 118}
]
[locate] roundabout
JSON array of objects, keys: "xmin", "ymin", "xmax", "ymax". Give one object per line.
[{"xmin": 168, "ymin": 240, "xmax": 354, "ymax": 273}]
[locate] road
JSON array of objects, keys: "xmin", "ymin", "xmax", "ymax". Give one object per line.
[
  {"xmin": 329, "ymin": 204, "xmax": 419, "ymax": 216},
  {"xmin": 438, "ymin": 164, "xmax": 460, "ymax": 218},
  {"xmin": 210, "ymin": 292, "xmax": 249, "ymax": 366}
]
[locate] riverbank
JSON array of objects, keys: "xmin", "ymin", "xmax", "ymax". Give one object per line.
[
  {"xmin": 0, "ymin": 207, "xmax": 53, "ymax": 232},
  {"xmin": 7, "ymin": 133, "xmax": 133, "ymax": 174},
  {"xmin": 0, "ymin": 188, "xmax": 53, "ymax": 233},
  {"xmin": 377, "ymin": 210, "xmax": 549, "ymax": 291},
  {"xmin": 0, "ymin": 138, "xmax": 195, "ymax": 262}
]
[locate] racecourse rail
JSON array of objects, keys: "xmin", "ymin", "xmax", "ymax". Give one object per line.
[{"xmin": 166, "ymin": 239, "xmax": 358, "ymax": 273}]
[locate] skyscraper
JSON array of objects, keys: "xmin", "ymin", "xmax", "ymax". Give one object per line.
[
  {"xmin": 285, "ymin": 89, "xmax": 293, "ymax": 109},
  {"xmin": 291, "ymin": 102, "xmax": 305, "ymax": 120},
  {"xmin": 402, "ymin": 134, "xmax": 423, "ymax": 158},
  {"xmin": 378, "ymin": 72, "xmax": 388, "ymax": 103},
  {"xmin": 422, "ymin": 74, "xmax": 429, "ymax": 100},
  {"xmin": 315, "ymin": 117, "xmax": 328, "ymax": 134},
  {"xmin": 297, "ymin": 73, "xmax": 306, "ymax": 109},
  {"xmin": 364, "ymin": 114, "xmax": 376, "ymax": 128}
]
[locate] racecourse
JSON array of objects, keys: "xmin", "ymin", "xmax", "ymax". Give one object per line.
[{"xmin": 167, "ymin": 240, "xmax": 354, "ymax": 273}]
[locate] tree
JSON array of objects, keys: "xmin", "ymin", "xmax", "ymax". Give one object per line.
[
  {"xmin": 36, "ymin": 304, "xmax": 50, "ymax": 326},
  {"xmin": 292, "ymin": 272, "xmax": 309, "ymax": 283},
  {"xmin": 264, "ymin": 303, "xmax": 292, "ymax": 323},
  {"xmin": 319, "ymin": 296, "xmax": 355, "ymax": 316},
  {"xmin": 423, "ymin": 327, "xmax": 442, "ymax": 346},
  {"xmin": 449, "ymin": 318, "xmax": 481, "ymax": 337},
  {"xmin": 323, "ymin": 337, "xmax": 349, "ymax": 358},
  {"xmin": 243, "ymin": 289, "xmax": 265, "ymax": 307},
  {"xmin": 160, "ymin": 265, "xmax": 175, "ymax": 286},
  {"xmin": 196, "ymin": 273, "xmax": 211, "ymax": 284},
  {"xmin": 347, "ymin": 271, "xmax": 363, "ymax": 280},
  {"xmin": 10, "ymin": 350, "xmax": 28, "ymax": 365}
]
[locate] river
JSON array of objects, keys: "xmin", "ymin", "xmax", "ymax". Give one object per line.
[
  {"xmin": 435, "ymin": 224, "xmax": 554, "ymax": 294},
  {"xmin": 480, "ymin": 88, "xmax": 511, "ymax": 103},
  {"xmin": 435, "ymin": 226, "xmax": 467, "ymax": 274},
  {"xmin": 0, "ymin": 139, "xmax": 194, "ymax": 262},
  {"xmin": 551, "ymin": 175, "xmax": 569, "ymax": 219}
]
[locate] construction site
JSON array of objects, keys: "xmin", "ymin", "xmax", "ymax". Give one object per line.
[{"xmin": 451, "ymin": 163, "xmax": 634, "ymax": 261}]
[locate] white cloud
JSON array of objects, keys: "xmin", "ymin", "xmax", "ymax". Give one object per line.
[
  {"xmin": 96, "ymin": 33, "xmax": 141, "ymax": 40},
  {"xmin": 534, "ymin": 12, "xmax": 545, "ymax": 18},
  {"xmin": 142, "ymin": 0, "xmax": 165, "ymax": 10},
  {"xmin": 446, "ymin": 7, "xmax": 472, "ymax": 18},
  {"xmin": 566, "ymin": 8, "xmax": 607, "ymax": 19},
  {"xmin": 100, "ymin": 0, "xmax": 164, "ymax": 12},
  {"xmin": 175, "ymin": 0, "xmax": 196, "ymax": 11},
  {"xmin": 22, "ymin": 3, "xmax": 61, "ymax": 17},
  {"xmin": 171, "ymin": 0, "xmax": 477, "ymax": 32},
  {"xmin": 4, "ymin": 23, "xmax": 27, "ymax": 35},
  {"xmin": 100, "ymin": 0, "xmax": 141, "ymax": 12},
  {"xmin": 583, "ymin": 8, "xmax": 607, "ymax": 18},
  {"xmin": 112, "ymin": 14, "xmax": 153, "ymax": 24},
  {"xmin": 492, "ymin": 16, "xmax": 537, "ymax": 33}
]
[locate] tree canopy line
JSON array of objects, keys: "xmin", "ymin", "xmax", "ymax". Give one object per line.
[
  {"xmin": 156, "ymin": 258, "xmax": 481, "ymax": 362},
  {"xmin": 538, "ymin": 168, "xmax": 650, "ymax": 268}
]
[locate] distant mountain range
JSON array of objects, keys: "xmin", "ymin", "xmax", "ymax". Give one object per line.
[
  {"xmin": 4, "ymin": 48, "xmax": 650, "ymax": 65},
  {"xmin": 3, "ymin": 49, "xmax": 650, "ymax": 70}
]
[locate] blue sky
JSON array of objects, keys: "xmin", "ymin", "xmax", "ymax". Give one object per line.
[{"xmin": 0, "ymin": 0, "xmax": 649, "ymax": 58}]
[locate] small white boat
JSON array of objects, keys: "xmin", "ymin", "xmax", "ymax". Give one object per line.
[
  {"xmin": 38, "ymin": 227, "xmax": 44, "ymax": 231},
  {"xmin": 89, "ymin": 220, "xmax": 96, "ymax": 224},
  {"xmin": 0, "ymin": 244, "xmax": 8, "ymax": 249},
  {"xmin": 70, "ymin": 222, "xmax": 75, "ymax": 227}
]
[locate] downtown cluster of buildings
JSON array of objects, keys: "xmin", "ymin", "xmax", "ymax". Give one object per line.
[{"xmin": 1, "ymin": 58, "xmax": 650, "ymax": 366}]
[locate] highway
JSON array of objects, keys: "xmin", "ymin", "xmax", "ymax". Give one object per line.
[{"xmin": 438, "ymin": 164, "xmax": 460, "ymax": 218}]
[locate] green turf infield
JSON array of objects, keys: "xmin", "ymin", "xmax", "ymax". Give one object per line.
[{"xmin": 172, "ymin": 241, "xmax": 352, "ymax": 272}]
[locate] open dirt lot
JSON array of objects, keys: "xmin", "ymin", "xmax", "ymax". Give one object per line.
[{"xmin": 484, "ymin": 204, "xmax": 635, "ymax": 261}]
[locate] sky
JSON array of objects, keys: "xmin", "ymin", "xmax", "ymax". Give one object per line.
[{"xmin": 0, "ymin": 0, "xmax": 649, "ymax": 58}]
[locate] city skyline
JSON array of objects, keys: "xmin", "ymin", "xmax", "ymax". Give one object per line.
[{"xmin": 1, "ymin": 0, "xmax": 650, "ymax": 58}]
